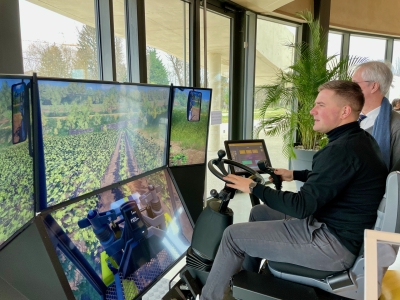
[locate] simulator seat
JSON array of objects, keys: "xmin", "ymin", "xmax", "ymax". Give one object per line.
[{"xmin": 233, "ymin": 171, "xmax": 400, "ymax": 300}]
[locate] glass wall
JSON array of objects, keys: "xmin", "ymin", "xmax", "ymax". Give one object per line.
[
  {"xmin": 253, "ymin": 18, "xmax": 297, "ymax": 175},
  {"xmin": 202, "ymin": 10, "xmax": 232, "ymax": 194},
  {"xmin": 390, "ymin": 40, "xmax": 400, "ymax": 101},
  {"xmin": 145, "ymin": 0, "xmax": 190, "ymax": 86},
  {"xmin": 19, "ymin": 0, "xmax": 99, "ymax": 79},
  {"xmin": 327, "ymin": 32, "xmax": 343, "ymax": 66},
  {"xmin": 113, "ymin": 0, "xmax": 128, "ymax": 82},
  {"xmin": 349, "ymin": 35, "xmax": 386, "ymax": 61}
]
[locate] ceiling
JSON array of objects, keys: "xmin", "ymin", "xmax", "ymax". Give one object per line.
[
  {"xmin": 23, "ymin": 0, "xmax": 400, "ymax": 86},
  {"xmin": 25, "ymin": 0, "xmax": 299, "ymax": 85}
]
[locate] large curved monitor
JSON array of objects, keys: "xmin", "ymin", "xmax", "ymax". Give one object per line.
[
  {"xmin": 37, "ymin": 79, "xmax": 170, "ymax": 208},
  {"xmin": 45, "ymin": 168, "xmax": 193, "ymax": 299},
  {"xmin": 0, "ymin": 76, "xmax": 34, "ymax": 250}
]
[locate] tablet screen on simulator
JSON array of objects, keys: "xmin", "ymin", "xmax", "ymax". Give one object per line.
[{"xmin": 224, "ymin": 140, "xmax": 271, "ymax": 175}]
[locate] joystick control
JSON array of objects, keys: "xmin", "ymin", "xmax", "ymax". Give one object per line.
[
  {"xmin": 257, "ymin": 160, "xmax": 282, "ymax": 191},
  {"xmin": 217, "ymin": 150, "xmax": 226, "ymax": 161},
  {"xmin": 210, "ymin": 189, "xmax": 219, "ymax": 198}
]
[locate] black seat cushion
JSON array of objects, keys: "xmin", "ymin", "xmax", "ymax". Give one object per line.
[{"xmin": 268, "ymin": 261, "xmax": 341, "ymax": 280}]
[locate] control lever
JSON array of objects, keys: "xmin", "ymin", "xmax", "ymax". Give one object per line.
[
  {"xmin": 211, "ymin": 150, "xmax": 229, "ymax": 178},
  {"xmin": 217, "ymin": 149, "xmax": 225, "ymax": 161},
  {"xmin": 257, "ymin": 160, "xmax": 282, "ymax": 191},
  {"xmin": 210, "ymin": 188, "xmax": 234, "ymax": 213}
]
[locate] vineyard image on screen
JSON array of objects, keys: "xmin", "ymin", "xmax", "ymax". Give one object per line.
[
  {"xmin": 0, "ymin": 78, "xmax": 34, "ymax": 248},
  {"xmin": 169, "ymin": 88, "xmax": 211, "ymax": 166},
  {"xmin": 49, "ymin": 169, "xmax": 192, "ymax": 299},
  {"xmin": 38, "ymin": 80, "xmax": 170, "ymax": 207}
]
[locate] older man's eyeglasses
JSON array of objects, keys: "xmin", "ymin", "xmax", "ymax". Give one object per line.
[{"xmin": 352, "ymin": 81, "xmax": 373, "ymax": 84}]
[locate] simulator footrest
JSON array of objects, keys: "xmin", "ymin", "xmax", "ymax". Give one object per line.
[{"xmin": 232, "ymin": 270, "xmax": 319, "ymax": 300}]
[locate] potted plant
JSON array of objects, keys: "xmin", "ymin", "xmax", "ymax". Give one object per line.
[{"xmin": 254, "ymin": 11, "xmax": 365, "ymax": 167}]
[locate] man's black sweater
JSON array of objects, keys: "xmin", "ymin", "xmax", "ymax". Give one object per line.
[{"xmin": 252, "ymin": 122, "xmax": 388, "ymax": 255}]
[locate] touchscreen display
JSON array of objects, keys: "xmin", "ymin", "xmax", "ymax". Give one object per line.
[{"xmin": 224, "ymin": 140, "xmax": 271, "ymax": 175}]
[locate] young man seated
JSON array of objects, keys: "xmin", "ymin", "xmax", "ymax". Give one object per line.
[{"xmin": 198, "ymin": 80, "xmax": 388, "ymax": 300}]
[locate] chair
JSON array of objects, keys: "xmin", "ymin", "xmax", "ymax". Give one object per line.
[{"xmin": 232, "ymin": 171, "xmax": 400, "ymax": 300}]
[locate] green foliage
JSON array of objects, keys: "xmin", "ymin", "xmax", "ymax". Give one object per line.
[
  {"xmin": 115, "ymin": 37, "xmax": 128, "ymax": 82},
  {"xmin": 125, "ymin": 129, "xmax": 164, "ymax": 173},
  {"xmin": 44, "ymin": 131, "xmax": 119, "ymax": 205},
  {"xmin": 170, "ymin": 153, "xmax": 188, "ymax": 166},
  {"xmin": 254, "ymin": 11, "xmax": 366, "ymax": 159},
  {"xmin": 39, "ymin": 82, "xmax": 168, "ymax": 137},
  {"xmin": 0, "ymin": 81, "xmax": 11, "ymax": 124},
  {"xmin": 74, "ymin": 25, "xmax": 99, "ymax": 80},
  {"xmin": 0, "ymin": 141, "xmax": 34, "ymax": 245},
  {"xmin": 170, "ymin": 109, "xmax": 208, "ymax": 150},
  {"xmin": 147, "ymin": 48, "xmax": 169, "ymax": 85},
  {"xmin": 56, "ymin": 249, "xmax": 102, "ymax": 300}
]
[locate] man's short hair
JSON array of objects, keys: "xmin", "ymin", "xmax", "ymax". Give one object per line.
[
  {"xmin": 354, "ymin": 61, "xmax": 393, "ymax": 95},
  {"xmin": 318, "ymin": 80, "xmax": 365, "ymax": 113}
]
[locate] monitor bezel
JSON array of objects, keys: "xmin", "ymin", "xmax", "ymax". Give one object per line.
[{"xmin": 224, "ymin": 139, "xmax": 271, "ymax": 176}]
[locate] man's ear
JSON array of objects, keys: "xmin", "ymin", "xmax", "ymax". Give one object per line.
[
  {"xmin": 341, "ymin": 105, "xmax": 352, "ymax": 119},
  {"xmin": 371, "ymin": 81, "xmax": 380, "ymax": 94}
]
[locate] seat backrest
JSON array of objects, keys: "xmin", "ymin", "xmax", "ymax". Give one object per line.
[
  {"xmin": 373, "ymin": 171, "xmax": 400, "ymax": 234},
  {"xmin": 348, "ymin": 171, "xmax": 400, "ymax": 298}
]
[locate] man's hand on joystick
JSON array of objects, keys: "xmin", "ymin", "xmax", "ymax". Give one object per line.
[{"xmin": 257, "ymin": 160, "xmax": 283, "ymax": 191}]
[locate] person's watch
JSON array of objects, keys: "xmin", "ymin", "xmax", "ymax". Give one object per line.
[{"xmin": 249, "ymin": 181, "xmax": 257, "ymax": 194}]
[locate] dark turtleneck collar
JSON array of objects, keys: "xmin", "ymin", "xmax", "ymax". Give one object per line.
[{"xmin": 326, "ymin": 121, "xmax": 360, "ymax": 143}]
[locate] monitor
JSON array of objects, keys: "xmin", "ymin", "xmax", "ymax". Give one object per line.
[
  {"xmin": 169, "ymin": 87, "xmax": 212, "ymax": 167},
  {"xmin": 37, "ymin": 78, "xmax": 170, "ymax": 208},
  {"xmin": 0, "ymin": 76, "xmax": 34, "ymax": 250},
  {"xmin": 47, "ymin": 168, "xmax": 193, "ymax": 299},
  {"xmin": 224, "ymin": 139, "xmax": 271, "ymax": 175}
]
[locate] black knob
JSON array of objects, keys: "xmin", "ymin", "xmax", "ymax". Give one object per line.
[
  {"xmin": 210, "ymin": 189, "xmax": 219, "ymax": 198},
  {"xmin": 217, "ymin": 150, "xmax": 226, "ymax": 161}
]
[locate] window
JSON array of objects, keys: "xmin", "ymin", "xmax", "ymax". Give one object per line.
[
  {"xmin": 145, "ymin": 0, "xmax": 189, "ymax": 85},
  {"xmin": 327, "ymin": 32, "xmax": 343, "ymax": 66},
  {"xmin": 254, "ymin": 18, "xmax": 297, "ymax": 170},
  {"xmin": 390, "ymin": 40, "xmax": 400, "ymax": 101},
  {"xmin": 202, "ymin": 10, "xmax": 232, "ymax": 193},
  {"xmin": 19, "ymin": 0, "xmax": 99, "ymax": 79},
  {"xmin": 349, "ymin": 35, "xmax": 386, "ymax": 61},
  {"xmin": 113, "ymin": 0, "xmax": 128, "ymax": 82}
]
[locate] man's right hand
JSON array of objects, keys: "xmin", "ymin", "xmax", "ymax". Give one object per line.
[{"xmin": 269, "ymin": 168, "xmax": 293, "ymax": 182}]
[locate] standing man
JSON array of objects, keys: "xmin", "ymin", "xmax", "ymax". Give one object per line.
[
  {"xmin": 352, "ymin": 61, "xmax": 400, "ymax": 171},
  {"xmin": 197, "ymin": 81, "xmax": 387, "ymax": 300}
]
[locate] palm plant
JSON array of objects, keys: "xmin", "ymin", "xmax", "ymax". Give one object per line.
[{"xmin": 254, "ymin": 11, "xmax": 366, "ymax": 159}]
